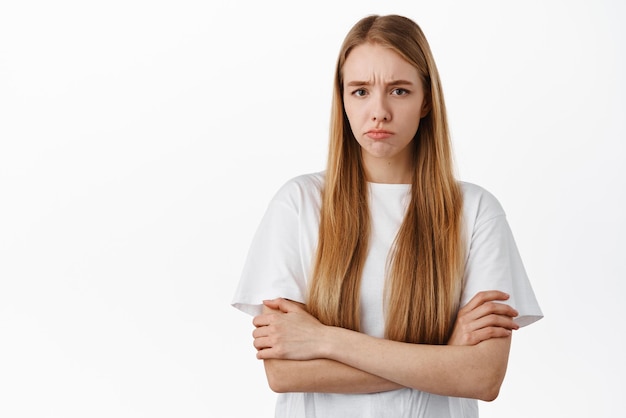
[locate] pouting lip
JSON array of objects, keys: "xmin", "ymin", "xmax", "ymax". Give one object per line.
[
  {"xmin": 365, "ymin": 129, "xmax": 394, "ymax": 140},
  {"xmin": 366, "ymin": 129, "xmax": 394, "ymax": 134}
]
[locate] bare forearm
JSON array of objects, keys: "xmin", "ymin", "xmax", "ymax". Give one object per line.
[
  {"xmin": 254, "ymin": 296, "xmax": 515, "ymax": 400},
  {"xmin": 263, "ymin": 358, "xmax": 404, "ymax": 394},
  {"xmin": 324, "ymin": 327, "xmax": 511, "ymax": 401}
]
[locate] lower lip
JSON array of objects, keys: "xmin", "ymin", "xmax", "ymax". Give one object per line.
[{"xmin": 366, "ymin": 132, "xmax": 392, "ymax": 140}]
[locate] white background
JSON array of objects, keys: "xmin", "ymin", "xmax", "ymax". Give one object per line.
[{"xmin": 1, "ymin": 1, "xmax": 624, "ymax": 417}]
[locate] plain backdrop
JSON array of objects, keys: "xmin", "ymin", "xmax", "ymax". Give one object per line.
[{"xmin": 1, "ymin": 1, "xmax": 624, "ymax": 417}]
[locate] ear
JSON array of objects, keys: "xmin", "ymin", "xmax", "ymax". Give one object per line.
[{"xmin": 420, "ymin": 94, "xmax": 432, "ymax": 118}]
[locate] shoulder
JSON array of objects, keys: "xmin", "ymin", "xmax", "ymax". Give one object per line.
[
  {"xmin": 281, "ymin": 171, "xmax": 325, "ymax": 192},
  {"xmin": 270, "ymin": 171, "xmax": 325, "ymax": 211},
  {"xmin": 459, "ymin": 181, "xmax": 506, "ymax": 228}
]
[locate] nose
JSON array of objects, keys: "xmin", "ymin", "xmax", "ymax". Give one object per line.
[{"xmin": 371, "ymin": 95, "xmax": 391, "ymax": 122}]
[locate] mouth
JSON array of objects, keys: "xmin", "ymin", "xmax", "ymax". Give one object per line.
[{"xmin": 366, "ymin": 129, "xmax": 393, "ymax": 140}]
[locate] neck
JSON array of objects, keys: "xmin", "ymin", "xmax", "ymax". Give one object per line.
[{"xmin": 361, "ymin": 153, "xmax": 413, "ymax": 184}]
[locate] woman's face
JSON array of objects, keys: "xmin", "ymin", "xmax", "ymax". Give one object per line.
[{"xmin": 342, "ymin": 43, "xmax": 429, "ymax": 180}]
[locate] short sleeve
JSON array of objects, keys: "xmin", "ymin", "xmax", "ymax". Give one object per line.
[
  {"xmin": 231, "ymin": 180, "xmax": 312, "ymax": 317},
  {"xmin": 461, "ymin": 187, "xmax": 543, "ymax": 327}
]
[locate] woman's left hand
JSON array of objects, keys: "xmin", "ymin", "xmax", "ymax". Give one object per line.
[
  {"xmin": 252, "ymin": 298, "xmax": 327, "ymax": 361},
  {"xmin": 447, "ymin": 290, "xmax": 519, "ymax": 346}
]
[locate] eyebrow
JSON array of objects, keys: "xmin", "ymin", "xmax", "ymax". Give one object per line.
[{"xmin": 345, "ymin": 79, "xmax": 415, "ymax": 87}]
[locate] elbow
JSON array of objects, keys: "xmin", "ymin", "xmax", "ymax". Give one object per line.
[
  {"xmin": 263, "ymin": 359, "xmax": 290, "ymax": 393},
  {"xmin": 268, "ymin": 381, "xmax": 288, "ymax": 394},
  {"xmin": 472, "ymin": 337, "xmax": 510, "ymax": 402},
  {"xmin": 267, "ymin": 377, "xmax": 289, "ymax": 394},
  {"xmin": 474, "ymin": 368, "xmax": 506, "ymax": 402},
  {"xmin": 478, "ymin": 383, "xmax": 501, "ymax": 402}
]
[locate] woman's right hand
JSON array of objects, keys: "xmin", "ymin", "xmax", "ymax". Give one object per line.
[
  {"xmin": 252, "ymin": 298, "xmax": 329, "ymax": 361},
  {"xmin": 447, "ymin": 290, "xmax": 519, "ymax": 346}
]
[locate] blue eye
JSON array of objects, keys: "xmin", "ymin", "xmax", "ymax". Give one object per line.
[{"xmin": 352, "ymin": 88, "xmax": 367, "ymax": 97}]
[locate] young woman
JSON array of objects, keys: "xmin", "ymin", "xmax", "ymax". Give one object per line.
[{"xmin": 232, "ymin": 14, "xmax": 542, "ymax": 417}]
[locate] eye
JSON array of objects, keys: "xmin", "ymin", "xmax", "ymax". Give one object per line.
[
  {"xmin": 391, "ymin": 88, "xmax": 409, "ymax": 96},
  {"xmin": 351, "ymin": 88, "xmax": 367, "ymax": 97}
]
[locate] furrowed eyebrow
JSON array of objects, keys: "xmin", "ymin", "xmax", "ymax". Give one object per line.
[{"xmin": 345, "ymin": 80, "xmax": 415, "ymax": 87}]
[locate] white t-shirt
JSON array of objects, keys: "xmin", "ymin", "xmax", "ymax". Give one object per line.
[{"xmin": 232, "ymin": 172, "xmax": 543, "ymax": 418}]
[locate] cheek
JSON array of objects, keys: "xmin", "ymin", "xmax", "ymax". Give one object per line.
[
  {"xmin": 343, "ymin": 100, "xmax": 353, "ymax": 118},
  {"xmin": 411, "ymin": 119, "xmax": 422, "ymax": 137},
  {"xmin": 346, "ymin": 117, "xmax": 360, "ymax": 138},
  {"xmin": 343, "ymin": 105, "xmax": 360, "ymax": 131},
  {"xmin": 402, "ymin": 106, "xmax": 424, "ymax": 133}
]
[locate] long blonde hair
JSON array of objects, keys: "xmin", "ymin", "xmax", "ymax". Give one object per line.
[{"xmin": 307, "ymin": 15, "xmax": 465, "ymax": 345}]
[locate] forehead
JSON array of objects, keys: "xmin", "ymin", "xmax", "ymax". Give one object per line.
[{"xmin": 342, "ymin": 43, "xmax": 419, "ymax": 83}]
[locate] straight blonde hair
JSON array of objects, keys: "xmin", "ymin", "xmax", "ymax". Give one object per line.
[{"xmin": 307, "ymin": 15, "xmax": 465, "ymax": 345}]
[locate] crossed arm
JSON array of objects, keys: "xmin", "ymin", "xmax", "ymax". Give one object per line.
[{"xmin": 251, "ymin": 291, "xmax": 518, "ymax": 401}]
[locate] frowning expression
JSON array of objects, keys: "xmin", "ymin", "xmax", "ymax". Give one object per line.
[{"xmin": 342, "ymin": 43, "xmax": 429, "ymax": 172}]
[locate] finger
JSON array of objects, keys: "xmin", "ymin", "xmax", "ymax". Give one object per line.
[
  {"xmin": 453, "ymin": 311, "xmax": 519, "ymax": 342},
  {"xmin": 471, "ymin": 301, "xmax": 519, "ymax": 321},
  {"xmin": 253, "ymin": 335, "xmax": 273, "ymax": 351},
  {"xmin": 261, "ymin": 298, "xmax": 282, "ymax": 310},
  {"xmin": 252, "ymin": 313, "xmax": 273, "ymax": 328},
  {"xmin": 459, "ymin": 290, "xmax": 509, "ymax": 314},
  {"xmin": 263, "ymin": 298, "xmax": 303, "ymax": 314},
  {"xmin": 252, "ymin": 326, "xmax": 270, "ymax": 339},
  {"xmin": 459, "ymin": 290, "xmax": 511, "ymax": 315},
  {"xmin": 466, "ymin": 326, "xmax": 513, "ymax": 345},
  {"xmin": 257, "ymin": 347, "xmax": 277, "ymax": 360},
  {"xmin": 470, "ymin": 313, "xmax": 519, "ymax": 332}
]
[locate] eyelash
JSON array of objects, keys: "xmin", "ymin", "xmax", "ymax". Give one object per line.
[
  {"xmin": 392, "ymin": 88, "xmax": 409, "ymax": 96},
  {"xmin": 350, "ymin": 88, "xmax": 410, "ymax": 97}
]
